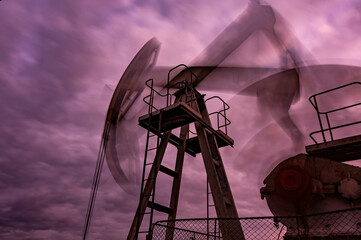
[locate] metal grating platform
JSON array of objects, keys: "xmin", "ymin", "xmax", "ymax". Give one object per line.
[
  {"xmin": 187, "ymin": 130, "xmax": 233, "ymax": 154},
  {"xmin": 306, "ymin": 134, "xmax": 361, "ymax": 162},
  {"xmin": 138, "ymin": 102, "xmax": 234, "ymax": 156}
]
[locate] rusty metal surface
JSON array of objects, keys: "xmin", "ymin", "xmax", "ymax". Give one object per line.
[
  {"xmin": 262, "ymin": 154, "xmax": 361, "ymax": 215},
  {"xmin": 261, "ymin": 154, "xmax": 361, "ymax": 237},
  {"xmin": 306, "ymin": 134, "xmax": 361, "ymax": 162}
]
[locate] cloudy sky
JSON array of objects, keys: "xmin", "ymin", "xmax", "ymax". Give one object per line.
[{"xmin": 1, "ymin": 0, "xmax": 361, "ymax": 239}]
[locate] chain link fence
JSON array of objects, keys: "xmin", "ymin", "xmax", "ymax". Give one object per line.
[{"xmin": 150, "ymin": 208, "xmax": 361, "ymax": 239}]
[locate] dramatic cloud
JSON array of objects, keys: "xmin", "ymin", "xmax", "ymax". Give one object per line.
[{"xmin": 1, "ymin": 0, "xmax": 361, "ymax": 239}]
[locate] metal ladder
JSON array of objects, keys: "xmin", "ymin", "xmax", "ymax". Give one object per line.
[
  {"xmin": 135, "ymin": 110, "xmax": 161, "ymax": 239},
  {"xmin": 206, "ymin": 96, "xmax": 231, "ymax": 239},
  {"xmin": 129, "ymin": 95, "xmax": 190, "ymax": 239},
  {"xmin": 194, "ymin": 96, "xmax": 243, "ymax": 240}
]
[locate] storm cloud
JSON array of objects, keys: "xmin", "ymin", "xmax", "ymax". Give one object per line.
[{"xmin": 1, "ymin": 0, "xmax": 361, "ymax": 239}]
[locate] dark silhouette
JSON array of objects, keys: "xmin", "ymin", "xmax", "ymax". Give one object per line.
[{"xmin": 169, "ymin": 0, "xmax": 305, "ymax": 148}]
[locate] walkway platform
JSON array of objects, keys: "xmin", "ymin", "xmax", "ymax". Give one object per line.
[
  {"xmin": 306, "ymin": 134, "xmax": 361, "ymax": 162},
  {"xmin": 138, "ymin": 102, "xmax": 234, "ymax": 156}
]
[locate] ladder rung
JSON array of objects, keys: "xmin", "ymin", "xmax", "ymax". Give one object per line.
[
  {"xmin": 145, "ymin": 162, "xmax": 153, "ymax": 166},
  {"xmin": 147, "ymin": 201, "xmax": 173, "ymax": 215},
  {"xmin": 147, "ymin": 147, "xmax": 158, "ymax": 151},
  {"xmin": 159, "ymin": 165, "xmax": 178, "ymax": 178}
]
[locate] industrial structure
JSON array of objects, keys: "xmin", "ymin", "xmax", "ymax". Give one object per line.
[
  {"xmin": 130, "ymin": 65, "xmax": 243, "ymax": 240},
  {"xmin": 261, "ymin": 82, "xmax": 361, "ymax": 239},
  {"xmin": 81, "ymin": 36, "xmax": 361, "ymax": 239},
  {"xmin": 82, "ymin": 1, "xmax": 361, "ymax": 237},
  {"xmin": 127, "ymin": 61, "xmax": 361, "ymax": 240},
  {"xmin": 128, "ymin": 73, "xmax": 361, "ymax": 240},
  {"xmin": 82, "ymin": 40, "xmax": 361, "ymax": 238}
]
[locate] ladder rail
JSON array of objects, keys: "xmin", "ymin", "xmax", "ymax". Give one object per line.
[
  {"xmin": 135, "ymin": 102, "xmax": 164, "ymax": 238},
  {"xmin": 195, "ymin": 95, "xmax": 245, "ymax": 240},
  {"xmin": 147, "ymin": 111, "xmax": 163, "ymax": 234},
  {"xmin": 195, "ymin": 123, "xmax": 245, "ymax": 240},
  {"xmin": 131, "ymin": 90, "xmax": 187, "ymax": 239},
  {"xmin": 135, "ymin": 110, "xmax": 159, "ymax": 238},
  {"xmin": 128, "ymin": 131, "xmax": 172, "ymax": 240},
  {"xmin": 165, "ymin": 124, "xmax": 189, "ymax": 239}
]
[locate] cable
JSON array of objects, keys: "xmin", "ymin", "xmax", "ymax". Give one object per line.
[{"xmin": 82, "ymin": 123, "xmax": 110, "ymax": 240}]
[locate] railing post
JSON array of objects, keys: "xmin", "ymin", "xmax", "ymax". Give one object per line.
[
  {"xmin": 313, "ymin": 96, "xmax": 326, "ymax": 142},
  {"xmin": 325, "ymin": 113, "xmax": 333, "ymax": 141},
  {"xmin": 308, "ymin": 82, "xmax": 361, "ymax": 143}
]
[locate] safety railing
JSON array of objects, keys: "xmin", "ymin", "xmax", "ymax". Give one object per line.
[
  {"xmin": 309, "ymin": 82, "xmax": 361, "ymax": 143},
  {"xmin": 142, "ymin": 64, "xmax": 231, "ymax": 136},
  {"xmin": 167, "ymin": 64, "xmax": 200, "ymax": 107},
  {"xmin": 143, "ymin": 64, "xmax": 200, "ymax": 114},
  {"xmin": 143, "ymin": 78, "xmax": 169, "ymax": 113},
  {"xmin": 205, "ymin": 96, "xmax": 231, "ymax": 135},
  {"xmin": 150, "ymin": 207, "xmax": 361, "ymax": 240}
]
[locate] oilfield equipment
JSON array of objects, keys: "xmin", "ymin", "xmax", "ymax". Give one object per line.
[
  {"xmin": 129, "ymin": 65, "xmax": 243, "ymax": 240},
  {"xmin": 81, "ymin": 37, "xmax": 361, "ymax": 239},
  {"xmin": 261, "ymin": 82, "xmax": 361, "ymax": 239},
  {"xmin": 83, "ymin": 56, "xmax": 361, "ymax": 239},
  {"xmin": 132, "ymin": 76, "xmax": 361, "ymax": 240},
  {"xmin": 82, "ymin": 1, "xmax": 361, "ymax": 237}
]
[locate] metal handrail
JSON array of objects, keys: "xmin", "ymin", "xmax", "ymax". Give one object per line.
[
  {"xmin": 142, "ymin": 78, "xmax": 169, "ymax": 113},
  {"xmin": 142, "ymin": 65, "xmax": 232, "ymax": 139},
  {"xmin": 167, "ymin": 64, "xmax": 199, "ymax": 106},
  {"xmin": 309, "ymin": 82, "xmax": 361, "ymax": 143},
  {"xmin": 143, "ymin": 65, "xmax": 201, "ymax": 114},
  {"xmin": 309, "ymin": 120, "xmax": 361, "ymax": 143},
  {"xmin": 205, "ymin": 96, "xmax": 231, "ymax": 135}
]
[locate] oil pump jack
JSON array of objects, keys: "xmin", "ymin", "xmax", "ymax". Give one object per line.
[
  {"xmin": 83, "ymin": 1, "xmax": 361, "ymax": 239},
  {"xmin": 128, "ymin": 65, "xmax": 244, "ymax": 240}
]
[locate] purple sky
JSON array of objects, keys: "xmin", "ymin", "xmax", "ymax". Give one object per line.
[{"xmin": 1, "ymin": 0, "xmax": 361, "ymax": 239}]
